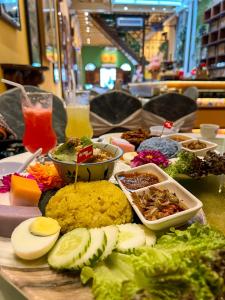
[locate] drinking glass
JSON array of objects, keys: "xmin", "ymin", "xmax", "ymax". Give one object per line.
[
  {"xmin": 22, "ymin": 92, "xmax": 57, "ymax": 154},
  {"xmin": 65, "ymin": 90, "xmax": 93, "ymax": 139}
]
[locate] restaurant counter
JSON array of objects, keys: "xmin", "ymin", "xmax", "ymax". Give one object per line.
[
  {"xmin": 195, "ymin": 106, "xmax": 225, "ymax": 128},
  {"xmin": 129, "ymin": 80, "xmax": 225, "ymax": 90}
]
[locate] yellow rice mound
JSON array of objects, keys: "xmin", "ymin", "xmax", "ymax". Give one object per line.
[{"xmin": 45, "ymin": 180, "xmax": 133, "ymax": 233}]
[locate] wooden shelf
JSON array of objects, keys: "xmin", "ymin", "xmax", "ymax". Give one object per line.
[
  {"xmin": 0, "ymin": 64, "xmax": 49, "ymax": 88},
  {"xmin": 204, "ymin": 8, "xmax": 211, "ymax": 22},
  {"xmin": 202, "ymin": 34, "xmax": 209, "ymax": 46},
  {"xmin": 202, "ymin": 0, "xmax": 225, "ymax": 78},
  {"xmin": 1, "ymin": 64, "xmax": 48, "ymax": 71},
  {"xmin": 198, "ymin": 106, "xmax": 225, "ymax": 109}
]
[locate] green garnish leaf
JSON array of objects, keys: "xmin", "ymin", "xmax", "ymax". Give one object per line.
[{"xmin": 80, "ymin": 136, "xmax": 93, "ymax": 147}]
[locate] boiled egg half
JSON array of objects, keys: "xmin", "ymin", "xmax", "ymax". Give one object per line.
[{"xmin": 11, "ymin": 217, "xmax": 60, "ymax": 260}]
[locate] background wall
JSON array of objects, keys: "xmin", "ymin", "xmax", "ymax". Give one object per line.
[
  {"xmin": 0, "ymin": 0, "xmax": 29, "ymax": 93},
  {"xmin": 0, "ymin": 0, "xmax": 61, "ymax": 97},
  {"xmin": 81, "ymin": 46, "xmax": 134, "ymax": 85}
]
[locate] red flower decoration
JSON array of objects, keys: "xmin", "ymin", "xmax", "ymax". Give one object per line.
[
  {"xmin": 0, "ymin": 173, "xmax": 44, "ymax": 193},
  {"xmin": 130, "ymin": 150, "xmax": 169, "ymax": 168},
  {"xmin": 164, "ymin": 121, "xmax": 173, "ymax": 129}
]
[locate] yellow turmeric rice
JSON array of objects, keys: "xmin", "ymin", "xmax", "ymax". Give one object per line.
[{"xmin": 45, "ymin": 180, "xmax": 133, "ymax": 233}]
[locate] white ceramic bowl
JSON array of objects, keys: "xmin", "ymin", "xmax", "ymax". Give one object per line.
[
  {"xmin": 181, "ymin": 138, "xmax": 218, "ymax": 156},
  {"xmin": 48, "ymin": 142, "xmax": 123, "ymax": 183},
  {"xmin": 115, "ymin": 164, "xmax": 202, "ymax": 231}
]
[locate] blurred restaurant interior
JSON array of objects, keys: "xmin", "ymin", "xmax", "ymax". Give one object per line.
[
  {"xmin": 2, "ymin": 2, "xmax": 225, "ymax": 300},
  {"xmin": 1, "ymin": 0, "xmax": 225, "ymax": 148}
]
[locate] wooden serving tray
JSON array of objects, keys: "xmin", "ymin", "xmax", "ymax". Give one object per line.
[
  {"xmin": 0, "ymin": 238, "xmax": 93, "ymax": 300},
  {"xmin": 0, "ymin": 267, "xmax": 93, "ymax": 300}
]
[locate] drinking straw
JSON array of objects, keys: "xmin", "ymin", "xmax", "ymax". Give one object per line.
[
  {"xmin": 1, "ymin": 79, "xmax": 31, "ymax": 106},
  {"xmin": 71, "ymin": 69, "xmax": 76, "ymax": 91}
]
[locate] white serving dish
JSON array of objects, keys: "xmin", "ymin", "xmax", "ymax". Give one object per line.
[
  {"xmin": 115, "ymin": 163, "xmax": 170, "ymax": 191},
  {"xmin": 166, "ymin": 133, "xmax": 194, "ymax": 143},
  {"xmin": 0, "ymin": 162, "xmax": 23, "ymax": 177},
  {"xmin": 99, "ymin": 133, "xmax": 122, "ymax": 144},
  {"xmin": 115, "ymin": 164, "xmax": 202, "ymax": 230},
  {"xmin": 181, "ymin": 138, "xmax": 218, "ymax": 156}
]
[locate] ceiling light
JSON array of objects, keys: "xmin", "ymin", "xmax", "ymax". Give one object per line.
[
  {"xmin": 85, "ymin": 20, "xmax": 89, "ymax": 25},
  {"xmin": 124, "ymin": 6, "xmax": 128, "ymax": 10},
  {"xmin": 87, "ymin": 38, "xmax": 91, "ymax": 44},
  {"xmin": 152, "ymin": 7, "xmax": 155, "ymax": 11},
  {"xmin": 84, "ymin": 12, "xmax": 89, "ymax": 16},
  {"xmin": 86, "ymin": 27, "xmax": 90, "ymax": 32}
]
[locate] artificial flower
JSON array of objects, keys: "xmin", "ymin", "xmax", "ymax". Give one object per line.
[
  {"xmin": 27, "ymin": 162, "xmax": 64, "ymax": 191},
  {"xmin": 0, "ymin": 173, "xmax": 44, "ymax": 193},
  {"xmin": 130, "ymin": 150, "xmax": 169, "ymax": 168}
]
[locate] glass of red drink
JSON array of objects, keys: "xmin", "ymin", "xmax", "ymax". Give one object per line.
[{"xmin": 22, "ymin": 93, "xmax": 57, "ymax": 154}]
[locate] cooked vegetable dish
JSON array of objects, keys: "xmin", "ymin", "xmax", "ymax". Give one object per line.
[
  {"xmin": 118, "ymin": 172, "xmax": 159, "ymax": 190},
  {"xmin": 52, "ymin": 137, "xmax": 114, "ymax": 163},
  {"xmin": 182, "ymin": 140, "xmax": 207, "ymax": 150},
  {"xmin": 121, "ymin": 128, "xmax": 150, "ymax": 148},
  {"xmin": 138, "ymin": 137, "xmax": 180, "ymax": 158},
  {"xmin": 132, "ymin": 186, "xmax": 185, "ymax": 220},
  {"xmin": 169, "ymin": 135, "xmax": 191, "ymax": 142}
]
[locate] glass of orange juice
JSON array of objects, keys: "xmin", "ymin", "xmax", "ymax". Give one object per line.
[{"xmin": 65, "ymin": 91, "xmax": 93, "ymax": 139}]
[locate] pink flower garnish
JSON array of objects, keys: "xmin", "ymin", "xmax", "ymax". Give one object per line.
[
  {"xmin": 0, "ymin": 173, "xmax": 44, "ymax": 193},
  {"xmin": 0, "ymin": 174, "xmax": 12, "ymax": 193},
  {"xmin": 130, "ymin": 150, "xmax": 169, "ymax": 168}
]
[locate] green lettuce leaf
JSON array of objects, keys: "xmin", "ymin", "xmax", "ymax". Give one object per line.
[
  {"xmin": 156, "ymin": 222, "xmax": 225, "ymax": 253},
  {"xmin": 80, "ymin": 136, "xmax": 93, "ymax": 147},
  {"xmin": 165, "ymin": 151, "xmax": 197, "ymax": 178},
  {"xmin": 80, "ymin": 224, "xmax": 225, "ymax": 300},
  {"xmin": 81, "ymin": 253, "xmax": 135, "ymax": 300}
]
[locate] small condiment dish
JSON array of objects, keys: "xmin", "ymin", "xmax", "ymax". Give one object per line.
[
  {"xmin": 181, "ymin": 138, "xmax": 218, "ymax": 156},
  {"xmin": 166, "ymin": 133, "xmax": 193, "ymax": 143},
  {"xmin": 115, "ymin": 163, "xmax": 170, "ymax": 191},
  {"xmin": 124, "ymin": 180, "xmax": 203, "ymax": 231}
]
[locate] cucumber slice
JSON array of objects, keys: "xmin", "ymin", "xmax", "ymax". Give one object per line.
[
  {"xmin": 70, "ymin": 228, "xmax": 106, "ymax": 270},
  {"xmin": 100, "ymin": 225, "xmax": 119, "ymax": 261},
  {"xmin": 116, "ymin": 223, "xmax": 146, "ymax": 253},
  {"xmin": 48, "ymin": 228, "xmax": 90, "ymax": 269},
  {"xmin": 137, "ymin": 224, "xmax": 156, "ymax": 247}
]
